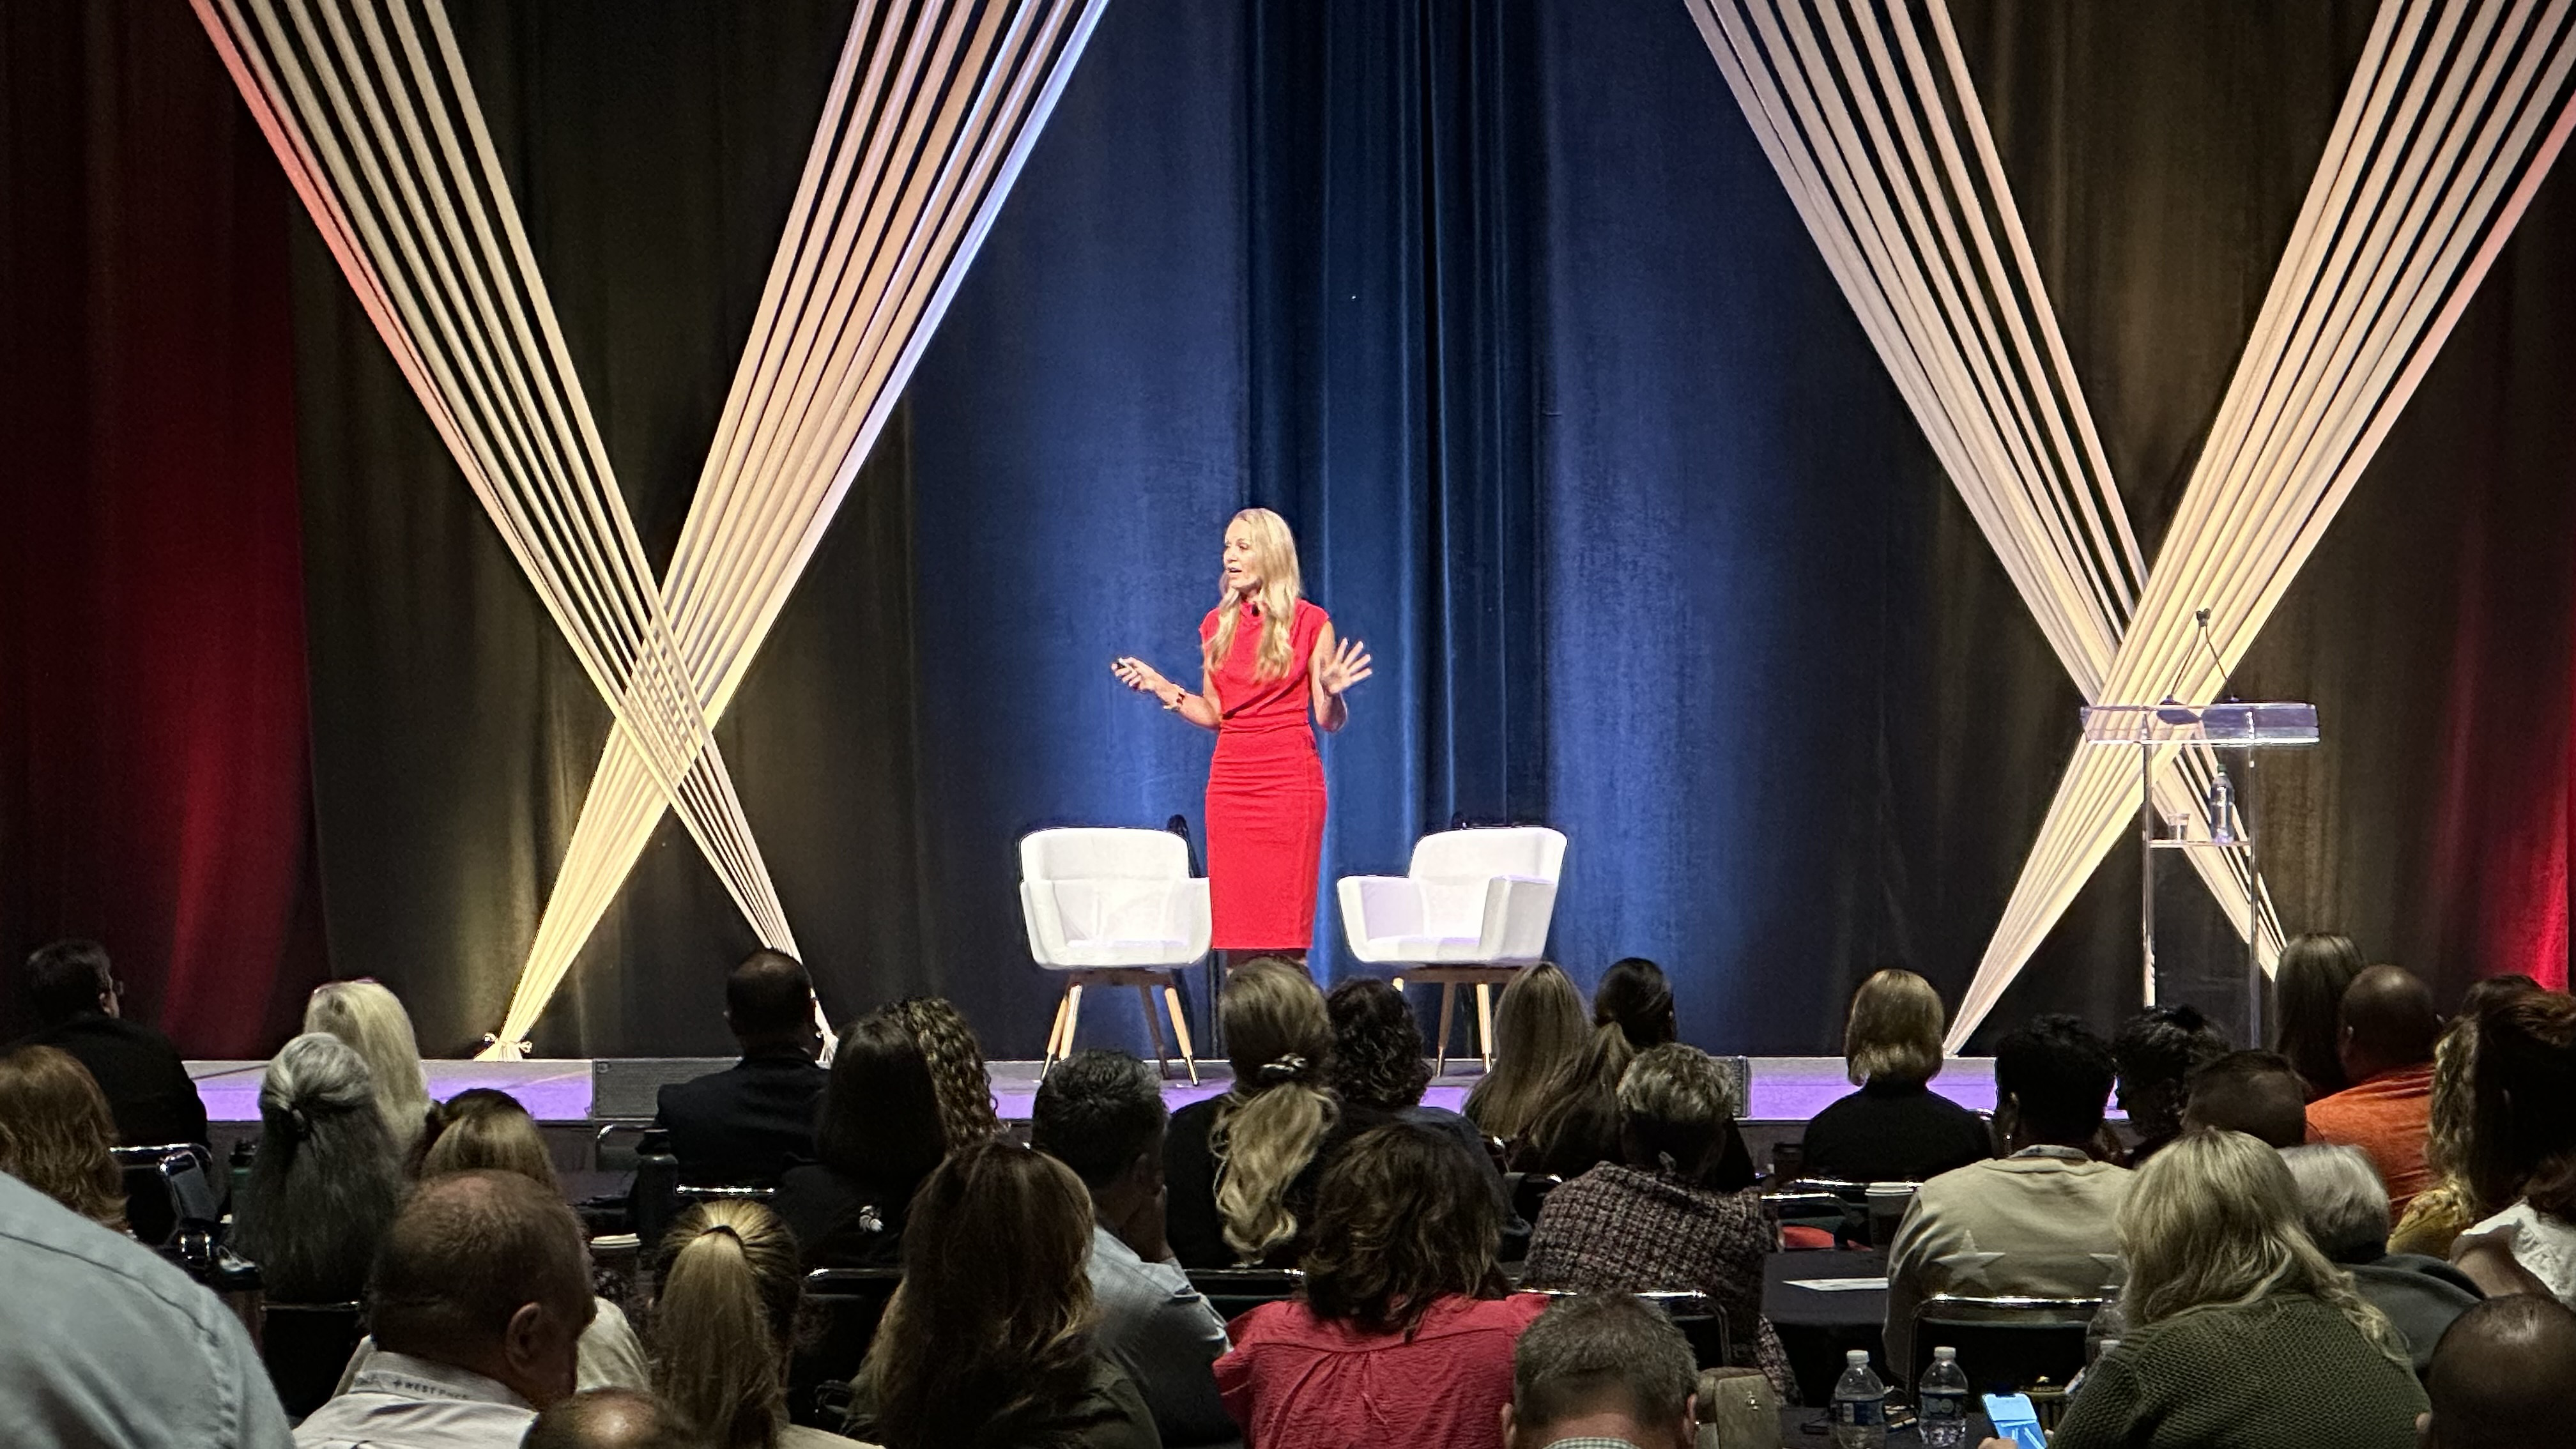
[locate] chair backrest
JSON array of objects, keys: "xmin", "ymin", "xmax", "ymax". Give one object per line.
[
  {"xmin": 1911, "ymin": 1294, "xmax": 2103, "ymax": 1395},
  {"xmin": 261, "ymin": 1301, "xmax": 366, "ymax": 1418},
  {"xmin": 1408, "ymin": 827, "xmax": 1566, "ymax": 883},
  {"xmin": 1187, "ymin": 1267, "xmax": 1303, "ymax": 1322},
  {"xmin": 1021, "ymin": 827, "xmax": 1188, "ymax": 884},
  {"xmin": 112, "ymin": 1143, "xmax": 217, "ymax": 1248},
  {"xmin": 792, "ymin": 1269, "xmax": 903, "ymax": 1427}
]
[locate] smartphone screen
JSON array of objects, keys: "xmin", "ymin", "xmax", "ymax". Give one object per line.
[{"xmin": 1982, "ymin": 1393, "xmax": 2046, "ymax": 1449}]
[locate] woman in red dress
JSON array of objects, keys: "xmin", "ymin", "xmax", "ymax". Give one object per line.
[{"xmin": 1114, "ymin": 508, "xmax": 1370, "ymax": 963}]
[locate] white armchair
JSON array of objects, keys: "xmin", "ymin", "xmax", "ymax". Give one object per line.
[
  {"xmin": 1337, "ymin": 826, "xmax": 1567, "ymax": 1071},
  {"xmin": 1020, "ymin": 827, "xmax": 1206, "ymax": 1082}
]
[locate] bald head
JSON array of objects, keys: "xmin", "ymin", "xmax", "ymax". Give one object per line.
[
  {"xmin": 523, "ymin": 1388, "xmax": 709, "ymax": 1449},
  {"xmin": 2340, "ymin": 965, "xmax": 2440, "ymax": 1082},
  {"xmin": 723, "ymin": 949, "xmax": 816, "ymax": 1055},
  {"xmin": 2421, "ymin": 1296, "xmax": 2576, "ymax": 1449},
  {"xmin": 2183, "ymin": 1050, "xmax": 2308, "ymax": 1148}
]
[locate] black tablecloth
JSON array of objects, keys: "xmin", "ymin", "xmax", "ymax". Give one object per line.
[
  {"xmin": 1765, "ymin": 1248, "xmax": 1891, "ymax": 1407},
  {"xmin": 1776, "ymin": 1406, "xmax": 1995, "ymax": 1443}
]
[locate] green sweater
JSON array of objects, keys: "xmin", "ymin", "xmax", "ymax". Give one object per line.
[{"xmin": 2051, "ymin": 1293, "xmax": 2426, "ymax": 1449}]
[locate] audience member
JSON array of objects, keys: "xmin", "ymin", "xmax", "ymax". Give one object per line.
[
  {"xmin": 1167, "ymin": 958, "xmax": 1384, "ymax": 1268},
  {"xmin": 524, "ymin": 1388, "xmax": 716, "ymax": 1449},
  {"xmin": 1512, "ymin": 958, "xmax": 1676, "ymax": 1179},
  {"xmin": 2112, "ymin": 1004, "xmax": 2229, "ymax": 1167},
  {"xmin": 1502, "ymin": 1293, "xmax": 1698, "ymax": 1449},
  {"xmin": 1325, "ymin": 978, "xmax": 1518, "ymax": 1238},
  {"xmin": 1216, "ymin": 1122, "xmax": 1542, "ymax": 1449},
  {"xmin": 654, "ymin": 953, "xmax": 829, "ymax": 1186},
  {"xmin": 6, "ymin": 938, "xmax": 208, "ymax": 1147},
  {"xmin": 889, "ymin": 997, "xmax": 1000, "ymax": 1151},
  {"xmin": 1524, "ymin": 1044, "xmax": 1791, "ymax": 1395},
  {"xmin": 847, "ymin": 1141, "xmax": 1157, "ymax": 1449},
  {"xmin": 1800, "ymin": 969, "xmax": 1991, "ymax": 1183},
  {"xmin": 2283, "ymin": 1144, "xmax": 2478, "ymax": 1376},
  {"xmin": 233, "ymin": 1032, "xmax": 407, "ymax": 1303},
  {"xmin": 2308, "ymin": 965, "xmax": 2443, "ymax": 1216},
  {"xmin": 1884, "ymin": 1014, "xmax": 2130, "ymax": 1375},
  {"xmin": 1462, "ymin": 962, "xmax": 1588, "ymax": 1147},
  {"xmin": 2182, "ymin": 1048, "xmax": 2309, "ymax": 1147},
  {"xmin": 772, "ymin": 1008, "xmax": 946, "ymax": 1271},
  {"xmin": 296, "ymin": 1171, "xmax": 597, "ymax": 1447},
  {"xmin": 307, "ymin": 979, "xmax": 437, "ymax": 1153},
  {"xmin": 2044, "ymin": 1130, "xmax": 2425, "ymax": 1449},
  {"xmin": 2418, "ymin": 1294, "xmax": 2576, "ymax": 1449},
  {"xmin": 1031, "ymin": 1050, "xmax": 1238, "ymax": 1449},
  {"xmin": 0, "ymin": 1168, "xmax": 292, "ymax": 1446},
  {"xmin": 652, "ymin": 1201, "xmax": 855, "ymax": 1448},
  {"xmin": 2458, "ymin": 974, "xmax": 2544, "ymax": 1016},
  {"xmin": 2274, "ymin": 931, "xmax": 2366, "ymax": 1100},
  {"xmin": 2451, "ymin": 990, "xmax": 2576, "ymax": 1305},
  {"xmin": 0, "ymin": 1045, "xmax": 128, "ymax": 1231},
  {"xmin": 2393, "ymin": 1003, "xmax": 2511, "ymax": 1258}
]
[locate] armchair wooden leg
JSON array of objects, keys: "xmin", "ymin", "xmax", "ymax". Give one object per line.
[
  {"xmin": 1163, "ymin": 983, "xmax": 1199, "ymax": 1085},
  {"xmin": 1434, "ymin": 982, "xmax": 1457, "ymax": 1078},
  {"xmin": 1135, "ymin": 983, "xmax": 1170, "ymax": 1080},
  {"xmin": 1062, "ymin": 983, "xmax": 1085, "ymax": 1066},
  {"xmin": 1045, "ymin": 985, "xmax": 1073, "ymax": 1075},
  {"xmin": 1475, "ymin": 982, "xmax": 1498, "ymax": 1071}
]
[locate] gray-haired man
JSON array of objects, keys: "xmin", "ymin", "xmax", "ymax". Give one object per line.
[{"xmin": 1504, "ymin": 1292, "xmax": 1698, "ymax": 1449}]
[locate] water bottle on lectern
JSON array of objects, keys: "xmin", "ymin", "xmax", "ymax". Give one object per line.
[
  {"xmin": 2208, "ymin": 769, "xmax": 2235, "ymax": 843},
  {"xmin": 1830, "ymin": 1349, "xmax": 1887, "ymax": 1448}
]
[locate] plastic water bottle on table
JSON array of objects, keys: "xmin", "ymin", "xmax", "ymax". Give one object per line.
[
  {"xmin": 1829, "ymin": 1348, "xmax": 1887, "ymax": 1448},
  {"xmin": 1917, "ymin": 1346, "xmax": 1970, "ymax": 1448}
]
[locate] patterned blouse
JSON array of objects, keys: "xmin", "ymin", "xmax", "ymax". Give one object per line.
[{"xmin": 1522, "ymin": 1162, "xmax": 1795, "ymax": 1398}]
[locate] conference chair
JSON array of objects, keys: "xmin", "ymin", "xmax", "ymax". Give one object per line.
[
  {"xmin": 1186, "ymin": 1267, "xmax": 1303, "ymax": 1322},
  {"xmin": 1908, "ymin": 1293, "xmax": 2105, "ymax": 1397},
  {"xmin": 1336, "ymin": 825, "xmax": 1566, "ymax": 1071},
  {"xmin": 261, "ymin": 1300, "xmax": 366, "ymax": 1419},
  {"xmin": 1020, "ymin": 827, "xmax": 1207, "ymax": 1082},
  {"xmin": 795, "ymin": 1268, "xmax": 903, "ymax": 1427}
]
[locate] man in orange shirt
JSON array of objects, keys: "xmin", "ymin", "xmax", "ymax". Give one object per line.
[{"xmin": 2305, "ymin": 965, "xmax": 2440, "ymax": 1216}]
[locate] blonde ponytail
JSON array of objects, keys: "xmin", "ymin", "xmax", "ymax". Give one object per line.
[
  {"xmin": 653, "ymin": 1201, "xmax": 801, "ymax": 1449},
  {"xmin": 1212, "ymin": 960, "xmax": 1338, "ymax": 1262}
]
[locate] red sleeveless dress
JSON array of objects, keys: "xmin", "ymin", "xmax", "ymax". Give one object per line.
[{"xmin": 1200, "ymin": 598, "xmax": 1330, "ymax": 950}]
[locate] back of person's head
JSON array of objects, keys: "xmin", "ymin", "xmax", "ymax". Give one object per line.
[
  {"xmin": 2114, "ymin": 1005, "xmax": 2230, "ymax": 1142},
  {"xmin": 861, "ymin": 1142, "xmax": 1097, "ymax": 1449},
  {"xmin": 305, "ymin": 979, "xmax": 433, "ymax": 1143},
  {"xmin": 2280, "ymin": 1143, "xmax": 2391, "ymax": 1264},
  {"xmin": 890, "ymin": 996, "xmax": 999, "ymax": 1151},
  {"xmin": 1325, "ymin": 977, "xmax": 1433, "ymax": 1112},
  {"xmin": 1992, "ymin": 1015, "xmax": 2115, "ymax": 1147},
  {"xmin": 22, "ymin": 939, "xmax": 114, "ymax": 1025},
  {"xmin": 2119, "ymin": 1130, "xmax": 2403, "ymax": 1362},
  {"xmin": 2458, "ymin": 974, "xmax": 2543, "ymax": 1018},
  {"xmin": 371, "ymin": 1170, "xmax": 594, "ymax": 1395},
  {"xmin": 2182, "ymin": 1048, "xmax": 2310, "ymax": 1148},
  {"xmin": 1301, "ymin": 1121, "xmax": 1505, "ymax": 1334},
  {"xmin": 2422, "ymin": 1294, "xmax": 2576, "ymax": 1449},
  {"xmin": 419, "ymin": 1090, "xmax": 560, "ymax": 1193},
  {"xmin": 721, "ymin": 951, "xmax": 815, "ymax": 1055},
  {"xmin": 524, "ymin": 1388, "xmax": 712, "ymax": 1449},
  {"xmin": 1616, "ymin": 1043, "xmax": 1734, "ymax": 1181},
  {"xmin": 1595, "ymin": 957, "xmax": 1676, "ymax": 1049},
  {"xmin": 1463, "ymin": 962, "xmax": 1587, "ymax": 1141},
  {"xmin": 1506, "ymin": 1292, "xmax": 1698, "ymax": 1449},
  {"xmin": 1213, "ymin": 959, "xmax": 1337, "ymax": 1262},
  {"xmin": 814, "ymin": 1008, "xmax": 947, "ymax": 1199},
  {"xmin": 236, "ymin": 1032, "xmax": 406, "ymax": 1300},
  {"xmin": 2337, "ymin": 963, "xmax": 2440, "ymax": 1080},
  {"xmin": 0, "ymin": 1046, "xmax": 126, "ymax": 1228},
  {"xmin": 2464, "ymin": 989, "xmax": 2576, "ymax": 1220},
  {"xmin": 1843, "ymin": 969, "xmax": 1946, "ymax": 1089},
  {"xmin": 2274, "ymin": 931, "xmax": 2365, "ymax": 1096},
  {"xmin": 653, "ymin": 1200, "xmax": 802, "ymax": 1449},
  {"xmin": 1522, "ymin": 958, "xmax": 1675, "ymax": 1169},
  {"xmin": 1029, "ymin": 1048, "xmax": 1166, "ymax": 1192}
]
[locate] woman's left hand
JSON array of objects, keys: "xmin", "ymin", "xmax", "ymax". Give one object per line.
[{"xmin": 1318, "ymin": 636, "xmax": 1372, "ymax": 697}]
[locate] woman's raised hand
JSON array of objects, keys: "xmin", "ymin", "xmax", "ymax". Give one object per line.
[
  {"xmin": 1112, "ymin": 656, "xmax": 1168, "ymax": 695},
  {"xmin": 1319, "ymin": 636, "xmax": 1373, "ymax": 697}
]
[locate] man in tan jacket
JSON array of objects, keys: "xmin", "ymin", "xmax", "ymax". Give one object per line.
[{"xmin": 1883, "ymin": 1014, "xmax": 2131, "ymax": 1379}]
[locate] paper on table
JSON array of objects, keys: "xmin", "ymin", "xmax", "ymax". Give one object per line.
[{"xmin": 1783, "ymin": 1276, "xmax": 1888, "ymax": 1291}]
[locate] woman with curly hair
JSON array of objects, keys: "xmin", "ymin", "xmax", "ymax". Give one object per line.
[
  {"xmin": 848, "ymin": 1140, "xmax": 1156, "ymax": 1449},
  {"xmin": 1325, "ymin": 979, "xmax": 1517, "ymax": 1241},
  {"xmin": 890, "ymin": 996, "xmax": 1000, "ymax": 1151},
  {"xmin": 1215, "ymin": 1122, "xmax": 1541, "ymax": 1449},
  {"xmin": 0, "ymin": 1045, "xmax": 128, "ymax": 1230}
]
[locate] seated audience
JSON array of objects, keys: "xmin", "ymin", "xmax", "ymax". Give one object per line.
[
  {"xmin": 1462, "ymin": 962, "xmax": 1588, "ymax": 1147},
  {"xmin": 1524, "ymin": 1043, "xmax": 1791, "ymax": 1395},
  {"xmin": 771, "ymin": 1008, "xmax": 947, "ymax": 1271},
  {"xmin": 0, "ymin": 1168, "xmax": 291, "ymax": 1445},
  {"xmin": 6, "ymin": 938, "xmax": 207, "ymax": 1147},
  {"xmin": 296, "ymin": 1170, "xmax": 597, "ymax": 1447},
  {"xmin": 525, "ymin": 1388, "xmax": 717, "ymax": 1449},
  {"xmin": 2418, "ymin": 1294, "xmax": 2576, "ymax": 1449},
  {"xmin": 1885, "ymin": 1014, "xmax": 2131, "ymax": 1374},
  {"xmin": 307, "ymin": 979, "xmax": 436, "ymax": 1153},
  {"xmin": 2308, "ymin": 964, "xmax": 2442, "ymax": 1215},
  {"xmin": 1031, "ymin": 1049, "xmax": 1238, "ymax": 1449},
  {"xmin": 1800, "ymin": 969, "xmax": 1992, "ymax": 1183},
  {"xmin": 653, "ymin": 1201, "xmax": 855, "ymax": 1447},
  {"xmin": 654, "ymin": 952, "xmax": 830, "ymax": 1187},
  {"xmin": 1503, "ymin": 1292, "xmax": 1698, "ymax": 1449},
  {"xmin": 1325, "ymin": 978, "xmax": 1518, "ymax": 1229},
  {"xmin": 2182, "ymin": 1048, "xmax": 2310, "ymax": 1147},
  {"xmin": 1216, "ymin": 1122, "xmax": 1544, "ymax": 1449},
  {"xmin": 2282, "ymin": 1143, "xmax": 2478, "ymax": 1376},
  {"xmin": 232, "ymin": 1032, "xmax": 407, "ymax": 1303},
  {"xmin": 2393, "ymin": 989, "xmax": 2537, "ymax": 1259},
  {"xmin": 2112, "ymin": 1003, "xmax": 2229, "ymax": 1167},
  {"xmin": 847, "ymin": 1141, "xmax": 1157, "ymax": 1449},
  {"xmin": 2044, "ymin": 1130, "xmax": 2425, "ymax": 1449},
  {"xmin": 890, "ymin": 996, "xmax": 1000, "ymax": 1151},
  {"xmin": 2274, "ymin": 930, "xmax": 2367, "ymax": 1100},
  {"xmin": 1512, "ymin": 957, "xmax": 1675, "ymax": 1179},
  {"xmin": 2452, "ymin": 990, "xmax": 2576, "ymax": 1305},
  {"xmin": 0, "ymin": 1045, "xmax": 128, "ymax": 1231},
  {"xmin": 1167, "ymin": 958, "xmax": 1386, "ymax": 1268}
]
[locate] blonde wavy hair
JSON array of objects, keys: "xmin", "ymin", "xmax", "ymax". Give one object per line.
[
  {"xmin": 306, "ymin": 979, "xmax": 434, "ymax": 1147},
  {"xmin": 655, "ymin": 1200, "xmax": 803, "ymax": 1449},
  {"xmin": 1462, "ymin": 962, "xmax": 1587, "ymax": 1143},
  {"xmin": 1843, "ymin": 969, "xmax": 1946, "ymax": 1088},
  {"xmin": 1202, "ymin": 508, "xmax": 1304, "ymax": 682},
  {"xmin": 1212, "ymin": 958, "xmax": 1337, "ymax": 1262},
  {"xmin": 2119, "ymin": 1129, "xmax": 2406, "ymax": 1367},
  {"xmin": 0, "ymin": 1046, "xmax": 126, "ymax": 1229}
]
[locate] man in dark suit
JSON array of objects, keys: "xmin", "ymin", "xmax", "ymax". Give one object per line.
[
  {"xmin": 7, "ymin": 939, "xmax": 209, "ymax": 1147},
  {"xmin": 653, "ymin": 949, "xmax": 829, "ymax": 1185}
]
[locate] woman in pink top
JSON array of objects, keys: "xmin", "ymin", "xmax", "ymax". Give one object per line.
[{"xmin": 1216, "ymin": 1121, "xmax": 1544, "ymax": 1449}]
